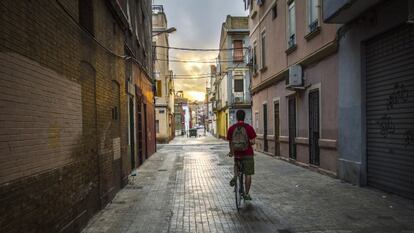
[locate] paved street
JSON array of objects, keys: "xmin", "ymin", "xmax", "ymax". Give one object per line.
[{"xmin": 82, "ymin": 135, "xmax": 414, "ymax": 233}]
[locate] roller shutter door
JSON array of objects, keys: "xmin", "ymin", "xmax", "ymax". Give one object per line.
[{"xmin": 365, "ymin": 24, "xmax": 414, "ymax": 199}]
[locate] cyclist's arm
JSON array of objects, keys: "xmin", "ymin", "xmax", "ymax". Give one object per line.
[{"xmin": 227, "ymin": 127, "xmax": 234, "ymax": 156}]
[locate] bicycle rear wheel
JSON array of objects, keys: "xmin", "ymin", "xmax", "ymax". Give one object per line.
[{"xmin": 235, "ymin": 174, "xmax": 243, "ymax": 211}]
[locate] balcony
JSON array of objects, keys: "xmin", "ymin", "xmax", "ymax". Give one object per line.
[
  {"xmin": 152, "ymin": 5, "xmax": 164, "ymax": 14},
  {"xmin": 231, "ymin": 92, "xmax": 251, "ymax": 106},
  {"xmin": 216, "ymin": 101, "xmax": 222, "ymax": 111},
  {"xmin": 323, "ymin": 0, "xmax": 383, "ymax": 23}
]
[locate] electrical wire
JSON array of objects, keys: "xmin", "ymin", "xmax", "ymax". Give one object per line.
[
  {"xmin": 156, "ymin": 59, "xmax": 239, "ymax": 64},
  {"xmin": 173, "ymin": 77, "xmax": 210, "ymax": 80},
  {"xmin": 165, "ymin": 73, "xmax": 212, "ymax": 77},
  {"xmin": 153, "ymin": 45, "xmax": 249, "ymax": 51}
]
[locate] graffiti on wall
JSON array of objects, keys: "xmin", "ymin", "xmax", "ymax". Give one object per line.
[
  {"xmin": 387, "ymin": 82, "xmax": 409, "ymax": 110},
  {"xmin": 405, "ymin": 129, "xmax": 414, "ymax": 147},
  {"xmin": 376, "ymin": 114, "xmax": 396, "ymax": 138}
]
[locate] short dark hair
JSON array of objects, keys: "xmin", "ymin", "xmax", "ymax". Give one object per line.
[{"xmin": 236, "ymin": 110, "xmax": 245, "ymax": 121}]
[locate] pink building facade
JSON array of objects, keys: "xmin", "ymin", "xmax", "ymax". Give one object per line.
[{"xmin": 247, "ymin": 0, "xmax": 340, "ymax": 175}]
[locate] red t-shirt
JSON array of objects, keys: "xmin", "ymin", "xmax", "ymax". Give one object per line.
[{"xmin": 227, "ymin": 121, "xmax": 257, "ymax": 158}]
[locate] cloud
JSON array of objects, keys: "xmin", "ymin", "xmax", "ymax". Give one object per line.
[{"xmin": 154, "ymin": 0, "xmax": 247, "ymax": 101}]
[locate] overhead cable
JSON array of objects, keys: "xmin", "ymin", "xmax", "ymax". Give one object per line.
[{"xmin": 153, "ymin": 45, "xmax": 249, "ymax": 51}]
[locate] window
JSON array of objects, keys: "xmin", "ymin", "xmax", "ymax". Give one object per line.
[
  {"xmin": 111, "ymin": 81, "xmax": 120, "ymax": 121},
  {"xmin": 79, "ymin": 0, "xmax": 94, "ymax": 35},
  {"xmin": 152, "ymin": 41, "xmax": 157, "ymax": 63},
  {"xmin": 272, "ymin": 4, "xmax": 277, "ymax": 19},
  {"xmin": 234, "ymin": 79, "xmax": 244, "ymax": 92},
  {"xmin": 156, "ymin": 80, "xmax": 162, "ymax": 97},
  {"xmin": 255, "ymin": 112, "xmax": 259, "ymax": 132},
  {"xmin": 253, "ymin": 41, "xmax": 258, "ymax": 74},
  {"xmin": 233, "ymin": 40, "xmax": 244, "ymax": 62},
  {"xmin": 307, "ymin": 0, "xmax": 319, "ymax": 33},
  {"xmin": 126, "ymin": 0, "xmax": 131, "ymax": 23},
  {"xmin": 261, "ymin": 31, "xmax": 266, "ymax": 69},
  {"xmin": 125, "ymin": 50, "xmax": 132, "ymax": 82},
  {"xmin": 287, "ymin": 1, "xmax": 296, "ymax": 48},
  {"xmin": 156, "ymin": 120, "xmax": 160, "ymax": 133}
]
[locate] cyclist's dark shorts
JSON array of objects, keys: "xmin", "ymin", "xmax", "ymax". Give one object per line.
[{"xmin": 235, "ymin": 156, "xmax": 254, "ymax": 175}]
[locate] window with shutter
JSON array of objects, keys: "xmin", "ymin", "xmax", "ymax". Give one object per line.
[
  {"xmin": 234, "ymin": 79, "xmax": 244, "ymax": 92},
  {"xmin": 287, "ymin": 1, "xmax": 296, "ymax": 48},
  {"xmin": 156, "ymin": 80, "xmax": 162, "ymax": 97},
  {"xmin": 307, "ymin": 0, "xmax": 319, "ymax": 32},
  {"xmin": 233, "ymin": 40, "xmax": 244, "ymax": 62}
]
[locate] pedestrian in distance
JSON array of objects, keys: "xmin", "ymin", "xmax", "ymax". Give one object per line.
[{"xmin": 227, "ymin": 109, "xmax": 257, "ymax": 200}]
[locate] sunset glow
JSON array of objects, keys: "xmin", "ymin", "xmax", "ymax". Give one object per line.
[{"xmin": 186, "ymin": 91, "xmax": 205, "ymax": 102}]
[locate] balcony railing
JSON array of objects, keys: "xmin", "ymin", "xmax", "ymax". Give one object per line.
[
  {"xmin": 231, "ymin": 93, "xmax": 250, "ymax": 106},
  {"xmin": 152, "ymin": 5, "xmax": 164, "ymax": 14},
  {"xmin": 309, "ymin": 19, "xmax": 319, "ymax": 33},
  {"xmin": 288, "ymin": 34, "xmax": 296, "ymax": 48},
  {"xmin": 216, "ymin": 101, "xmax": 222, "ymax": 110}
]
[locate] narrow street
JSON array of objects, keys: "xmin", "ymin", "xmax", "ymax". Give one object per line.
[{"xmin": 82, "ymin": 134, "xmax": 414, "ymax": 233}]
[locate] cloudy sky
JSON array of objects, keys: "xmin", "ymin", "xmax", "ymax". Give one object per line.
[{"xmin": 153, "ymin": 0, "xmax": 247, "ymax": 101}]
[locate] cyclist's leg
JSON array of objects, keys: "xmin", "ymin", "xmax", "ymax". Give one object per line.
[
  {"xmin": 234, "ymin": 159, "xmax": 239, "ymax": 177},
  {"xmin": 242, "ymin": 156, "xmax": 254, "ymax": 197},
  {"xmin": 245, "ymin": 175, "xmax": 251, "ymax": 194},
  {"xmin": 230, "ymin": 159, "xmax": 240, "ymax": 186}
]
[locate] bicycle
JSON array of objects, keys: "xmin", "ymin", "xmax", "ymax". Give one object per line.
[{"xmin": 234, "ymin": 158, "xmax": 245, "ymax": 211}]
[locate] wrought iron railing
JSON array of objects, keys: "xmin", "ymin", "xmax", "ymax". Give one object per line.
[
  {"xmin": 309, "ymin": 19, "xmax": 319, "ymax": 33},
  {"xmin": 288, "ymin": 34, "xmax": 296, "ymax": 48}
]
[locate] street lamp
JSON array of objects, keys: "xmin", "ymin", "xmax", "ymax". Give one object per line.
[{"xmin": 152, "ymin": 27, "xmax": 177, "ymax": 37}]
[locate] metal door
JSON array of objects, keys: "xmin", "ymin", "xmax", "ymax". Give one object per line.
[
  {"xmin": 274, "ymin": 102, "xmax": 280, "ymax": 156},
  {"xmin": 129, "ymin": 97, "xmax": 135, "ymax": 169},
  {"xmin": 136, "ymin": 97, "xmax": 143, "ymax": 165},
  {"xmin": 366, "ymin": 24, "xmax": 414, "ymax": 199},
  {"xmin": 288, "ymin": 96, "xmax": 297, "ymax": 159},
  {"xmin": 144, "ymin": 103, "xmax": 148, "ymax": 159},
  {"xmin": 263, "ymin": 104, "xmax": 268, "ymax": 152},
  {"xmin": 309, "ymin": 90, "xmax": 320, "ymax": 165}
]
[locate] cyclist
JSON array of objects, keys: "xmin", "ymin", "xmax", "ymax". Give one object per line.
[{"xmin": 227, "ymin": 109, "xmax": 257, "ymax": 201}]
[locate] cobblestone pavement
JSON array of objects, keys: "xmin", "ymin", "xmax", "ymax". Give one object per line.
[{"xmin": 82, "ymin": 135, "xmax": 414, "ymax": 233}]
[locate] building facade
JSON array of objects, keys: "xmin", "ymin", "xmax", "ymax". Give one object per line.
[
  {"xmin": 323, "ymin": 0, "xmax": 414, "ymax": 199},
  {"xmin": 125, "ymin": 0, "xmax": 157, "ymax": 173},
  {"xmin": 174, "ymin": 92, "xmax": 188, "ymax": 136},
  {"xmin": 215, "ymin": 16, "xmax": 252, "ymax": 139},
  {"xmin": 0, "ymin": 0, "xmax": 155, "ymax": 232},
  {"xmin": 152, "ymin": 5, "xmax": 175, "ymax": 143},
  {"xmin": 246, "ymin": 0, "xmax": 339, "ymax": 175},
  {"xmin": 208, "ymin": 65, "xmax": 218, "ymax": 136}
]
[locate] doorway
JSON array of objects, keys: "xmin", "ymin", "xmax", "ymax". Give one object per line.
[
  {"xmin": 136, "ymin": 97, "xmax": 143, "ymax": 166},
  {"xmin": 144, "ymin": 103, "xmax": 148, "ymax": 159},
  {"xmin": 309, "ymin": 90, "xmax": 320, "ymax": 165},
  {"xmin": 263, "ymin": 103, "xmax": 268, "ymax": 152},
  {"xmin": 288, "ymin": 96, "xmax": 296, "ymax": 159},
  {"xmin": 129, "ymin": 97, "xmax": 135, "ymax": 169},
  {"xmin": 274, "ymin": 101, "xmax": 280, "ymax": 157}
]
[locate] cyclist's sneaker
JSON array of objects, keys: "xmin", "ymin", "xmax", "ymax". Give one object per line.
[
  {"xmin": 244, "ymin": 194, "xmax": 252, "ymax": 201},
  {"xmin": 229, "ymin": 177, "xmax": 236, "ymax": 187}
]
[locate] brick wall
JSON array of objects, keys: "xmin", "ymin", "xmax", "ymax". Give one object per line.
[
  {"xmin": 0, "ymin": 0, "xmax": 142, "ymax": 232},
  {"xmin": 0, "ymin": 53, "xmax": 83, "ymax": 183}
]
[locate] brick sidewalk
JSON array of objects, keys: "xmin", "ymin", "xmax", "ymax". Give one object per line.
[{"xmin": 82, "ymin": 139, "xmax": 414, "ymax": 233}]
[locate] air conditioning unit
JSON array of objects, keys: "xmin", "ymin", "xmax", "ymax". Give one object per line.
[{"xmin": 287, "ymin": 64, "xmax": 303, "ymax": 88}]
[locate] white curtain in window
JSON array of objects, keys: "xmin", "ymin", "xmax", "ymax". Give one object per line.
[
  {"xmin": 308, "ymin": 0, "xmax": 319, "ymax": 25},
  {"xmin": 261, "ymin": 32, "xmax": 266, "ymax": 68},
  {"xmin": 288, "ymin": 1, "xmax": 296, "ymax": 38}
]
